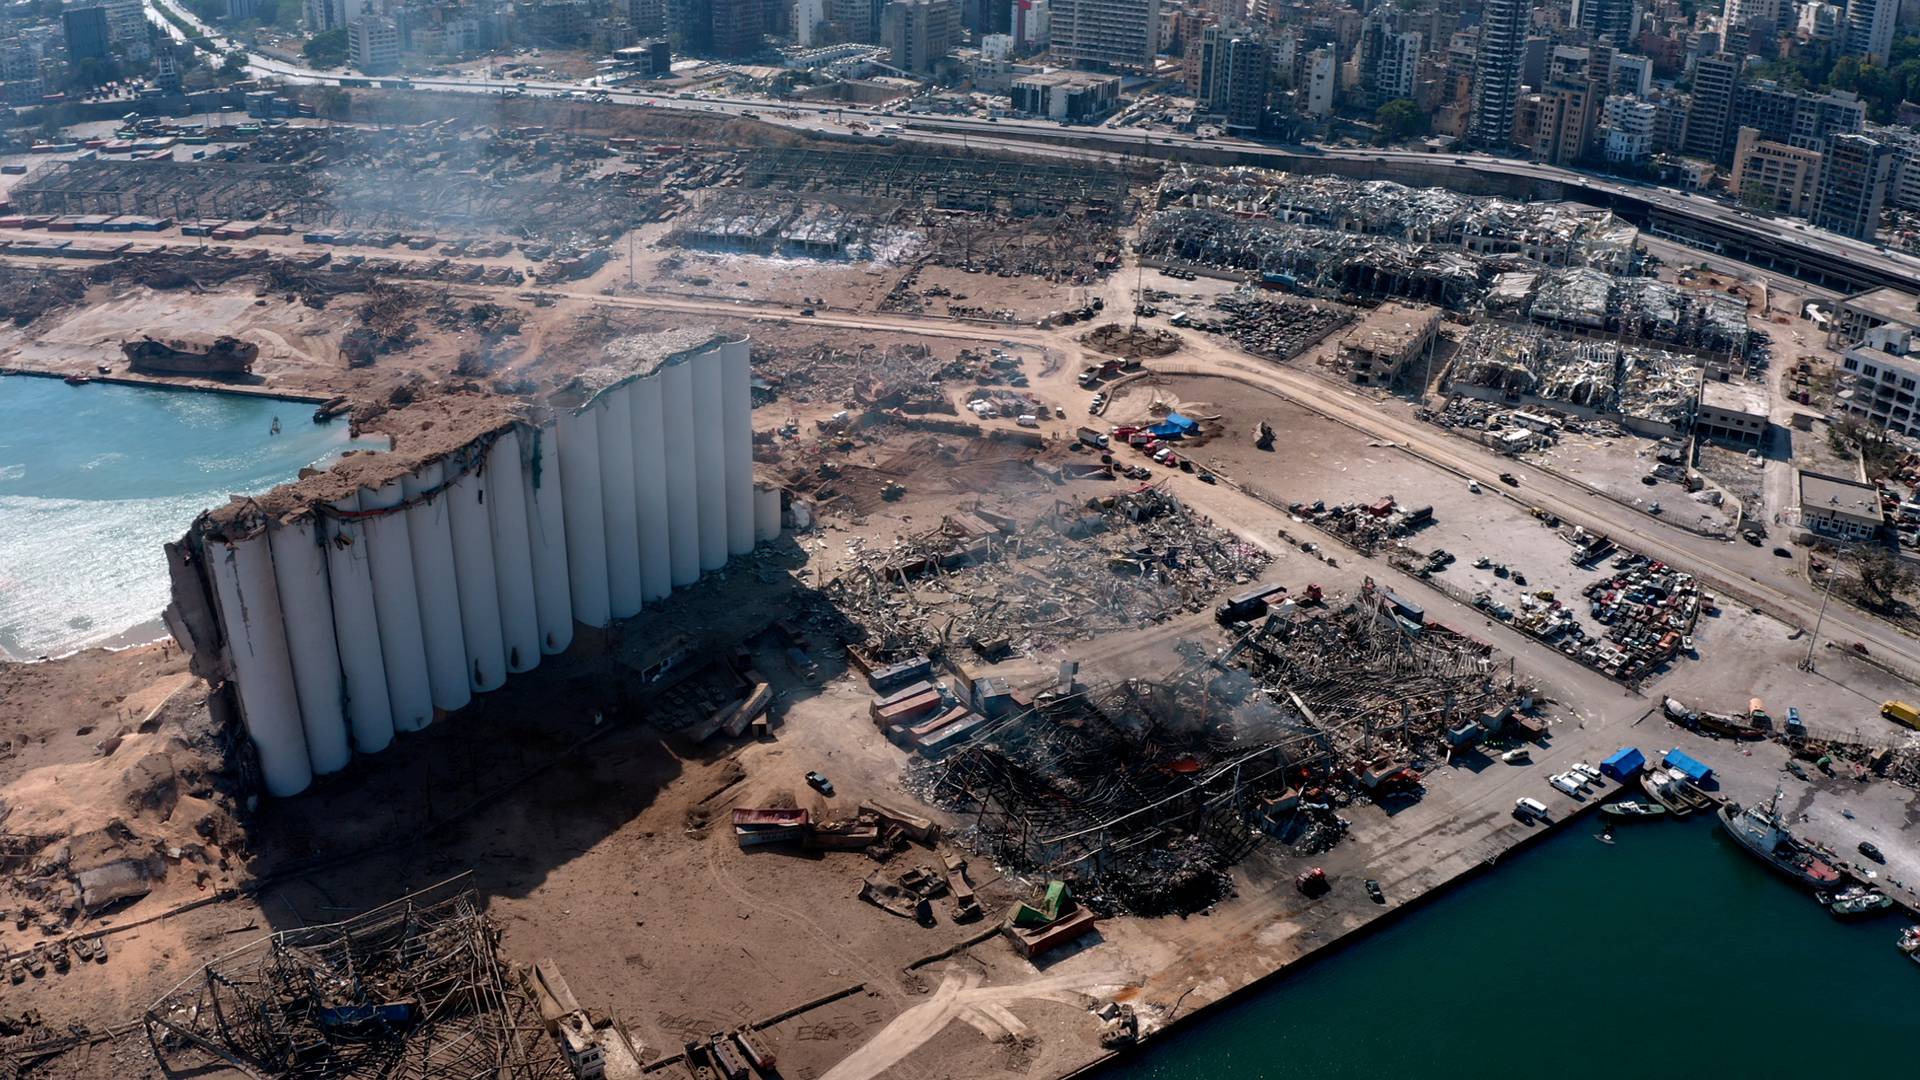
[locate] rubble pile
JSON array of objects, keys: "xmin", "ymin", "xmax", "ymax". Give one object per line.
[
  {"xmin": 13, "ymin": 124, "xmax": 728, "ymax": 247},
  {"xmin": 753, "ymin": 342, "xmax": 984, "ymax": 407},
  {"xmin": 0, "ymin": 264, "xmax": 87, "ymax": 326},
  {"xmin": 914, "ymin": 587, "xmax": 1525, "ymax": 914},
  {"xmin": 827, "ymin": 488, "xmax": 1270, "ymax": 659},
  {"xmin": 1152, "ymin": 166, "xmax": 1640, "ymax": 273},
  {"xmin": 1221, "ymin": 588, "xmax": 1514, "ymax": 767},
  {"xmin": 1522, "ymin": 267, "xmax": 1755, "ymax": 357},
  {"xmin": 1449, "ymin": 323, "xmax": 1702, "ymax": 431},
  {"xmin": 1138, "ymin": 209, "xmax": 1486, "ymax": 308}
]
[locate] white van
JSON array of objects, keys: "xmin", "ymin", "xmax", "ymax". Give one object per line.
[{"xmin": 1514, "ymin": 797, "xmax": 1550, "ymax": 821}]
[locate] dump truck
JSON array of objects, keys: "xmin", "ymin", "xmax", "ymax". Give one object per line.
[
  {"xmin": 1882, "ymin": 700, "xmax": 1920, "ymax": 729},
  {"xmin": 1077, "ymin": 426, "xmax": 1110, "ymax": 449}
]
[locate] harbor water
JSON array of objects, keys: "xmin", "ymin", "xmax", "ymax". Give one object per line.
[
  {"xmin": 1113, "ymin": 813, "xmax": 1914, "ymax": 1080},
  {"xmin": 0, "ymin": 376, "xmax": 377, "ymax": 661}
]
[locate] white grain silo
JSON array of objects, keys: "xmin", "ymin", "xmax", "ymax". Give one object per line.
[
  {"xmin": 661, "ymin": 357, "xmax": 701, "ymax": 587},
  {"xmin": 446, "ymin": 449, "xmax": 507, "ymax": 693},
  {"xmin": 401, "ymin": 460, "xmax": 471, "ymax": 713},
  {"xmin": 722, "ymin": 338, "xmax": 755, "ymax": 556},
  {"xmin": 692, "ymin": 346, "xmax": 729, "ymax": 572},
  {"xmin": 266, "ymin": 516, "xmax": 351, "ymax": 776},
  {"xmin": 360, "ymin": 479, "xmax": 436, "ymax": 733},
  {"xmin": 628, "ymin": 374, "xmax": 672, "ymax": 602},
  {"xmin": 597, "ymin": 385, "xmax": 643, "ymax": 619},
  {"xmin": 208, "ymin": 533, "xmax": 312, "ymax": 797},
  {"xmin": 487, "ymin": 427, "xmax": 542, "ymax": 673},
  {"xmin": 522, "ymin": 422, "xmax": 573, "ymax": 654},
  {"xmin": 320, "ymin": 492, "xmax": 394, "ymax": 754},
  {"xmin": 557, "ymin": 404, "xmax": 612, "ymax": 627},
  {"xmin": 753, "ymin": 483, "xmax": 782, "ymax": 544}
]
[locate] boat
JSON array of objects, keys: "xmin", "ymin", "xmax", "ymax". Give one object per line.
[
  {"xmin": 121, "ymin": 334, "xmax": 258, "ymax": 377},
  {"xmin": 1897, "ymin": 926, "xmax": 1920, "ymax": 955},
  {"xmin": 1640, "ymin": 770, "xmax": 1698, "ymax": 816},
  {"xmin": 1602, "ymin": 800, "xmax": 1668, "ymax": 820},
  {"xmin": 1824, "ymin": 888, "xmax": 1895, "ymax": 918},
  {"xmin": 1719, "ymin": 787, "xmax": 1845, "ymax": 891}
]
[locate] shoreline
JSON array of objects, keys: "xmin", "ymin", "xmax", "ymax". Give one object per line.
[
  {"xmin": 0, "ymin": 365, "xmax": 337, "ymax": 404},
  {"xmin": 1058, "ymin": 788, "xmax": 1615, "ymax": 1079}
]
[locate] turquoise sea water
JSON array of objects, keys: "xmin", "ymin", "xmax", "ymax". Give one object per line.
[
  {"xmin": 0, "ymin": 376, "xmax": 376, "ymax": 660},
  {"xmin": 1112, "ymin": 814, "xmax": 1916, "ymax": 1080}
]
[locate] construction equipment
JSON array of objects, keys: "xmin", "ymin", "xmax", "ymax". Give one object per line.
[{"xmin": 1255, "ymin": 420, "xmax": 1276, "ymax": 450}]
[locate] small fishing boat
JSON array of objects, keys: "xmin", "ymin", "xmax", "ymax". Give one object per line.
[
  {"xmin": 1825, "ymin": 887, "xmax": 1895, "ymax": 918},
  {"xmin": 1602, "ymin": 800, "xmax": 1668, "ymax": 820},
  {"xmin": 1640, "ymin": 771, "xmax": 1695, "ymax": 816},
  {"xmin": 1897, "ymin": 925, "xmax": 1920, "ymax": 955}
]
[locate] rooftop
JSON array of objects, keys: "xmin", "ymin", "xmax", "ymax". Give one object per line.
[
  {"xmin": 1341, "ymin": 302, "xmax": 1441, "ymax": 357},
  {"xmin": 1013, "ymin": 69, "xmax": 1122, "ymax": 88},
  {"xmin": 1841, "ymin": 286, "xmax": 1920, "ymax": 329},
  {"xmin": 1700, "ymin": 379, "xmax": 1770, "ymax": 417},
  {"xmin": 1799, "ymin": 470, "xmax": 1881, "ymax": 523}
]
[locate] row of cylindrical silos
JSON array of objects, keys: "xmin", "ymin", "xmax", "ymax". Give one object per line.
[{"xmin": 202, "ymin": 337, "xmax": 776, "ymax": 797}]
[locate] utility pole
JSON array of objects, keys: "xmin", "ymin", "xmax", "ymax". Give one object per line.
[{"xmin": 1802, "ymin": 561, "xmax": 1835, "ymax": 672}]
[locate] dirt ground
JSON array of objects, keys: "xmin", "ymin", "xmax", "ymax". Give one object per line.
[{"xmin": 1532, "ymin": 429, "xmax": 1740, "ymax": 536}]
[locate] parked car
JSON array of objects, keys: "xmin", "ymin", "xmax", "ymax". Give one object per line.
[{"xmin": 1858, "ymin": 841, "xmax": 1886, "ymax": 863}]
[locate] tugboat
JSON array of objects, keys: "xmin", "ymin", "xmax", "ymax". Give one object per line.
[
  {"xmin": 1719, "ymin": 787, "xmax": 1845, "ymax": 891},
  {"xmin": 1602, "ymin": 800, "xmax": 1668, "ymax": 821},
  {"xmin": 1823, "ymin": 887, "xmax": 1895, "ymax": 918}
]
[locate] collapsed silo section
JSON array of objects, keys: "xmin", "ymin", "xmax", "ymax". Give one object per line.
[
  {"xmin": 722, "ymin": 338, "xmax": 756, "ymax": 556},
  {"xmin": 487, "ymin": 427, "xmax": 543, "ymax": 673},
  {"xmin": 753, "ymin": 483, "xmax": 783, "ymax": 544},
  {"xmin": 265, "ymin": 516, "xmax": 351, "ymax": 776},
  {"xmin": 205, "ymin": 528, "xmax": 313, "ymax": 798},
  {"xmin": 401, "ymin": 460, "xmax": 471, "ymax": 714},
  {"xmin": 320, "ymin": 491, "xmax": 394, "ymax": 754},
  {"xmin": 521, "ymin": 422, "xmax": 574, "ymax": 655}
]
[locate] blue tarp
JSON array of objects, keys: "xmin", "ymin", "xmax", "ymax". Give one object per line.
[
  {"xmin": 1662, "ymin": 748, "xmax": 1713, "ymax": 783},
  {"xmin": 1600, "ymin": 746, "xmax": 1646, "ymax": 781},
  {"xmin": 1146, "ymin": 413, "xmax": 1200, "ymax": 438}
]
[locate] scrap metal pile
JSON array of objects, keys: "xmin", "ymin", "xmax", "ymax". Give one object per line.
[
  {"xmin": 142, "ymin": 879, "xmax": 569, "ymax": 1080},
  {"xmin": 1184, "ymin": 292, "xmax": 1355, "ymax": 360},
  {"xmin": 827, "ymin": 488, "xmax": 1270, "ymax": 660},
  {"xmin": 1450, "ymin": 323, "xmax": 1702, "ymax": 428},
  {"xmin": 914, "ymin": 590, "xmax": 1516, "ymax": 915}
]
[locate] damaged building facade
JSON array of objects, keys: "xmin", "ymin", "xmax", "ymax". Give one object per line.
[
  {"xmin": 164, "ymin": 333, "xmax": 780, "ymax": 797},
  {"xmin": 1138, "ymin": 168, "xmax": 1640, "ymax": 310}
]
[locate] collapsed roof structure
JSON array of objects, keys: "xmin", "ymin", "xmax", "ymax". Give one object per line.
[
  {"xmin": 1517, "ymin": 268, "xmax": 1754, "ymax": 357},
  {"xmin": 1151, "ymin": 166, "xmax": 1641, "ymax": 273},
  {"xmin": 1449, "ymin": 323, "xmax": 1703, "ymax": 433}
]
